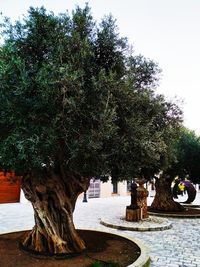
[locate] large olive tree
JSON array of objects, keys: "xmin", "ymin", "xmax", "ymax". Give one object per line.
[{"xmin": 0, "ymin": 5, "xmax": 181, "ymax": 254}]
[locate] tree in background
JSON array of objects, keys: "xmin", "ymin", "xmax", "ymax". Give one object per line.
[
  {"xmin": 151, "ymin": 127, "xmax": 200, "ymax": 211},
  {"xmin": 175, "ymin": 128, "xmax": 200, "ymax": 184},
  {"xmin": 0, "ymin": 5, "xmax": 182, "ymax": 254}
]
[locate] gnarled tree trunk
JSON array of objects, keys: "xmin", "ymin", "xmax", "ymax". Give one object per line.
[
  {"xmin": 150, "ymin": 175, "xmax": 184, "ymax": 212},
  {"xmin": 21, "ymin": 171, "xmax": 90, "ymax": 255}
]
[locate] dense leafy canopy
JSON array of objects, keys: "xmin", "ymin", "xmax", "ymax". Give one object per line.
[
  {"xmin": 168, "ymin": 128, "xmax": 200, "ymax": 183},
  {"xmin": 0, "ymin": 5, "xmax": 182, "ymax": 181}
]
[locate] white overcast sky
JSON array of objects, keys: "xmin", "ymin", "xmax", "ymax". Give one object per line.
[{"xmin": 1, "ymin": 0, "xmax": 200, "ymax": 134}]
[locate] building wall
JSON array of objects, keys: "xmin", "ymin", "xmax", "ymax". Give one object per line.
[
  {"xmin": 20, "ymin": 178, "xmax": 129, "ymax": 203},
  {"xmin": 100, "ymin": 179, "xmax": 113, "ymax": 198},
  {"xmin": 100, "ymin": 179, "xmax": 128, "ymax": 198},
  {"xmin": 117, "ymin": 180, "xmax": 128, "ymax": 196},
  {"xmin": 79, "ymin": 178, "xmax": 128, "ymax": 199}
]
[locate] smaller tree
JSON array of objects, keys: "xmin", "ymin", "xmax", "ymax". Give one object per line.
[
  {"xmin": 175, "ymin": 128, "xmax": 200, "ymax": 184},
  {"xmin": 151, "ymin": 127, "xmax": 200, "ymax": 211}
]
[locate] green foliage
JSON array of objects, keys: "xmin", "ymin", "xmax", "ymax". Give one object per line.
[
  {"xmin": 0, "ymin": 5, "xmax": 182, "ymax": 181},
  {"xmin": 168, "ymin": 128, "xmax": 200, "ymax": 183},
  {"xmin": 87, "ymin": 261, "xmax": 119, "ymax": 267}
]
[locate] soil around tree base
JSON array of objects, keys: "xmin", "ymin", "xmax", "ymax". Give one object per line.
[
  {"xmin": 0, "ymin": 230, "xmax": 140, "ymax": 267},
  {"xmin": 148, "ymin": 207, "xmax": 200, "ymax": 218}
]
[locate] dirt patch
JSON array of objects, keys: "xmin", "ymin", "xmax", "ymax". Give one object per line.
[{"xmin": 0, "ymin": 230, "xmax": 140, "ymax": 267}]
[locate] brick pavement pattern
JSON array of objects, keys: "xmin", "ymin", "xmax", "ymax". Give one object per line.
[{"xmin": 0, "ymin": 195, "xmax": 200, "ymax": 267}]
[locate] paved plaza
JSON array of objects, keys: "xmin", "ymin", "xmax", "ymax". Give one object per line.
[{"xmin": 0, "ymin": 194, "xmax": 200, "ymax": 267}]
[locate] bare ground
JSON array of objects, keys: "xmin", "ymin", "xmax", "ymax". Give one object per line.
[{"xmin": 0, "ymin": 230, "xmax": 140, "ymax": 267}]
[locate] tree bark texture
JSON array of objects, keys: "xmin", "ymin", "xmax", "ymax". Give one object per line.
[
  {"xmin": 21, "ymin": 171, "xmax": 90, "ymax": 255},
  {"xmin": 150, "ymin": 175, "xmax": 184, "ymax": 212}
]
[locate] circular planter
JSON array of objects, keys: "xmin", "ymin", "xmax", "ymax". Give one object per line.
[
  {"xmin": 101, "ymin": 215, "xmax": 172, "ymax": 231},
  {"xmin": 0, "ymin": 228, "xmax": 150, "ymax": 267},
  {"xmin": 82, "ymin": 228, "xmax": 150, "ymax": 267},
  {"xmin": 148, "ymin": 209, "xmax": 200, "ymax": 218}
]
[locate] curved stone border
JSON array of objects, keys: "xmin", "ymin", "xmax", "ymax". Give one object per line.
[
  {"xmin": 80, "ymin": 228, "xmax": 150, "ymax": 267},
  {"xmin": 148, "ymin": 211, "xmax": 200, "ymax": 218},
  {"xmin": 1, "ymin": 227, "xmax": 150, "ymax": 267},
  {"xmin": 182, "ymin": 204, "xmax": 200, "ymax": 208},
  {"xmin": 100, "ymin": 215, "xmax": 172, "ymax": 231}
]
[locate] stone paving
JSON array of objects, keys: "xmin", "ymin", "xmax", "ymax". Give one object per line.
[
  {"xmin": 100, "ymin": 214, "xmax": 172, "ymax": 231},
  {"xmin": 0, "ymin": 194, "xmax": 200, "ymax": 267}
]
